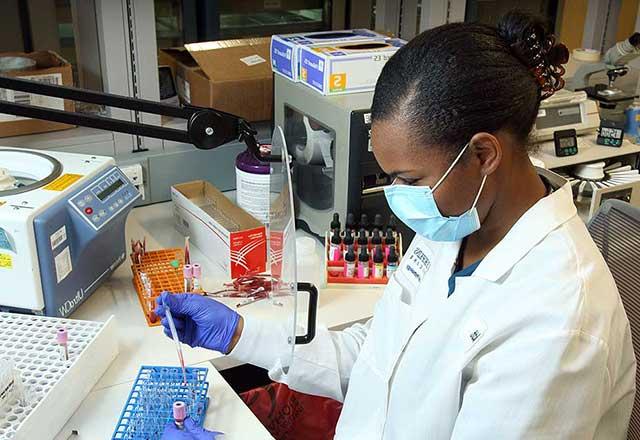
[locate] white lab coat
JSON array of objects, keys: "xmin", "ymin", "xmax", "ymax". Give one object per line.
[{"xmin": 230, "ymin": 182, "xmax": 636, "ymax": 439}]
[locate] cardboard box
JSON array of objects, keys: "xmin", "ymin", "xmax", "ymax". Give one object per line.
[
  {"xmin": 159, "ymin": 38, "xmax": 273, "ymax": 122},
  {"xmin": 299, "ymin": 38, "xmax": 406, "ymax": 95},
  {"xmin": 271, "ymin": 29, "xmax": 388, "ymax": 82},
  {"xmin": 0, "ymin": 51, "xmax": 75, "ymax": 137},
  {"xmin": 171, "ymin": 180, "xmax": 267, "ymax": 279}
]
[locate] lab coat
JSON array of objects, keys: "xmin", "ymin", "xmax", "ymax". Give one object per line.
[{"xmin": 230, "ymin": 182, "xmax": 636, "ymax": 439}]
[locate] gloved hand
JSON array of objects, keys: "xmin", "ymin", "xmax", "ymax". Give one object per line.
[
  {"xmin": 161, "ymin": 417, "xmax": 223, "ymax": 439},
  {"xmin": 155, "ymin": 292, "xmax": 241, "ymax": 354}
]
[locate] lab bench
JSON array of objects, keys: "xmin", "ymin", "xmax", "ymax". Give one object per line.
[{"xmin": 52, "ymin": 201, "xmax": 383, "ymax": 439}]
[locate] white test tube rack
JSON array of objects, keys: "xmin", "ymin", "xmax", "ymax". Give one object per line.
[{"xmin": 0, "ymin": 312, "xmax": 118, "ymax": 439}]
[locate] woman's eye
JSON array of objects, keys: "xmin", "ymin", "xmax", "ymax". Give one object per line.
[{"xmin": 397, "ymin": 177, "xmax": 419, "ymax": 186}]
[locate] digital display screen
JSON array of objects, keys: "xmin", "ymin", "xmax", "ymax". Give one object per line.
[
  {"xmin": 601, "ymin": 127, "xmax": 623, "ymax": 139},
  {"xmin": 558, "ymin": 137, "xmax": 575, "ymax": 148},
  {"xmin": 97, "ymin": 179, "xmax": 124, "ymax": 201}
]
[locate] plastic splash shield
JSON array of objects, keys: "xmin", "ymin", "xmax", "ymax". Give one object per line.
[{"xmin": 269, "ymin": 127, "xmax": 318, "ymax": 361}]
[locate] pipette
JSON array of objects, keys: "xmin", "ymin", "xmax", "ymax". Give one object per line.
[{"xmin": 164, "ymin": 305, "xmax": 188, "ymax": 384}]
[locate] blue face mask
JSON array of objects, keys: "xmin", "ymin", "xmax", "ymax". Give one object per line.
[{"xmin": 384, "ymin": 143, "xmax": 488, "ymax": 242}]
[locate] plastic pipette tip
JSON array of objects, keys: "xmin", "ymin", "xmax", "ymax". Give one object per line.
[
  {"xmin": 56, "ymin": 328, "xmax": 68, "ymax": 345},
  {"xmin": 173, "ymin": 401, "xmax": 187, "ymax": 423}
]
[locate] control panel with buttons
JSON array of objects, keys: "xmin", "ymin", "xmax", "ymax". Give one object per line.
[{"xmin": 69, "ymin": 167, "xmax": 140, "ymax": 230}]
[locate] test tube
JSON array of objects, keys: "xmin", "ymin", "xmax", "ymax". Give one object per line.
[
  {"xmin": 192, "ymin": 264, "xmax": 202, "ymax": 292},
  {"xmin": 56, "ymin": 328, "xmax": 68, "ymax": 361},
  {"xmin": 183, "ymin": 264, "xmax": 193, "ymax": 292},
  {"xmin": 173, "ymin": 401, "xmax": 187, "ymax": 429}
]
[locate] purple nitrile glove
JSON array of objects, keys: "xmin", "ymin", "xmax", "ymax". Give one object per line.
[
  {"xmin": 161, "ymin": 417, "xmax": 224, "ymax": 440},
  {"xmin": 155, "ymin": 292, "xmax": 240, "ymax": 354}
]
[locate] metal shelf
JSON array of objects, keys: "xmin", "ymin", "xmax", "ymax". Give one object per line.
[{"xmin": 532, "ymin": 134, "xmax": 640, "ymax": 169}]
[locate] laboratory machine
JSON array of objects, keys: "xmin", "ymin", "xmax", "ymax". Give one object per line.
[
  {"xmin": 0, "ymin": 148, "xmax": 140, "ymax": 316},
  {"xmin": 274, "ymin": 74, "xmax": 414, "ymax": 247},
  {"xmin": 531, "ymin": 90, "xmax": 640, "ymax": 221}
]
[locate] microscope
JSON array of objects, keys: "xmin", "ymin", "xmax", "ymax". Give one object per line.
[{"xmin": 569, "ymin": 33, "xmax": 640, "ymax": 123}]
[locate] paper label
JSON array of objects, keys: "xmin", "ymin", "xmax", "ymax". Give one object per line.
[
  {"xmin": 0, "ymin": 73, "xmax": 64, "ymax": 121},
  {"xmin": 0, "ymin": 253, "xmax": 12, "ymax": 269},
  {"xmin": 50, "ymin": 226, "xmax": 67, "ymax": 251},
  {"xmin": 55, "ymin": 247, "xmax": 72, "ymax": 283},
  {"xmin": 176, "ymin": 75, "xmax": 191, "ymax": 103},
  {"xmin": 364, "ymin": 113, "xmax": 371, "ymax": 124},
  {"xmin": 43, "ymin": 174, "xmax": 83, "ymax": 191},
  {"xmin": 240, "ymin": 54, "xmax": 267, "ymax": 67}
]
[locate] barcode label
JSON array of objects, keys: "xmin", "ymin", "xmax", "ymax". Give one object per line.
[
  {"xmin": 50, "ymin": 226, "xmax": 67, "ymax": 251},
  {"xmin": 0, "ymin": 73, "xmax": 64, "ymax": 122}
]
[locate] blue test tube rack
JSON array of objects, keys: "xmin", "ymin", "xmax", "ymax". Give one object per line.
[{"xmin": 112, "ymin": 365, "xmax": 210, "ymax": 439}]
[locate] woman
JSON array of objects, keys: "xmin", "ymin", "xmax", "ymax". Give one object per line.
[{"xmin": 159, "ymin": 11, "xmax": 636, "ymax": 439}]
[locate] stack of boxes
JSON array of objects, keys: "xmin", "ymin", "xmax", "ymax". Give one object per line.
[{"xmin": 270, "ymin": 29, "xmax": 406, "ymax": 95}]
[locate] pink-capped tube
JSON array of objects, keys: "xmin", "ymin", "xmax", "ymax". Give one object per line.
[
  {"xmin": 173, "ymin": 401, "xmax": 187, "ymax": 428},
  {"xmin": 183, "ymin": 264, "xmax": 193, "ymax": 292},
  {"xmin": 192, "ymin": 264, "xmax": 202, "ymax": 291},
  {"xmin": 56, "ymin": 328, "xmax": 69, "ymax": 361}
]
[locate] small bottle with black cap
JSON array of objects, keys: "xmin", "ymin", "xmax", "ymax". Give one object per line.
[
  {"xmin": 360, "ymin": 213, "xmax": 369, "ymax": 232},
  {"xmin": 329, "ymin": 229, "xmax": 342, "ymax": 261},
  {"xmin": 387, "ymin": 245, "xmax": 399, "ymax": 278},
  {"xmin": 384, "ymin": 228, "xmax": 396, "ymax": 257},
  {"xmin": 373, "ymin": 214, "xmax": 384, "ymax": 233},
  {"xmin": 357, "ymin": 228, "xmax": 369, "ymax": 252},
  {"xmin": 387, "ymin": 215, "xmax": 398, "ymax": 235},
  {"xmin": 373, "ymin": 245, "xmax": 384, "ymax": 279},
  {"xmin": 330, "ymin": 212, "xmax": 341, "ymax": 233},
  {"xmin": 346, "ymin": 213, "xmax": 357, "ymax": 234},
  {"xmin": 371, "ymin": 229, "xmax": 383, "ymax": 247},
  {"xmin": 343, "ymin": 245, "xmax": 356, "ymax": 278},
  {"xmin": 357, "ymin": 246, "xmax": 370, "ymax": 279},
  {"xmin": 343, "ymin": 230, "xmax": 355, "ymax": 258}
]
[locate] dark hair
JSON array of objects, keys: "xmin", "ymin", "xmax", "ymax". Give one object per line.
[{"xmin": 371, "ymin": 11, "xmax": 569, "ymax": 155}]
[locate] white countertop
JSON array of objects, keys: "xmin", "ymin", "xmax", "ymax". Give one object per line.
[{"xmin": 54, "ymin": 202, "xmax": 383, "ymax": 439}]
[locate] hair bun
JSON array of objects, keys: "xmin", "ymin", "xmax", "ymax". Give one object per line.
[{"xmin": 498, "ymin": 11, "xmax": 569, "ymax": 100}]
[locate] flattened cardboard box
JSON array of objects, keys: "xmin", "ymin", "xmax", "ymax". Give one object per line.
[
  {"xmin": 159, "ymin": 38, "xmax": 273, "ymax": 122},
  {"xmin": 0, "ymin": 51, "xmax": 75, "ymax": 137},
  {"xmin": 172, "ymin": 180, "xmax": 267, "ymax": 279}
]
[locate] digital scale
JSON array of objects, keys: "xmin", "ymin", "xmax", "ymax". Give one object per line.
[{"xmin": 0, "ymin": 148, "xmax": 140, "ymax": 316}]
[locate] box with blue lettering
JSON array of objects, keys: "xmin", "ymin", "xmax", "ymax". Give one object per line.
[
  {"xmin": 299, "ymin": 38, "xmax": 406, "ymax": 96},
  {"xmin": 270, "ymin": 29, "xmax": 387, "ymax": 82}
]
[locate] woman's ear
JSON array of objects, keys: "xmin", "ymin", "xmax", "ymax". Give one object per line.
[{"xmin": 469, "ymin": 132, "xmax": 502, "ymax": 176}]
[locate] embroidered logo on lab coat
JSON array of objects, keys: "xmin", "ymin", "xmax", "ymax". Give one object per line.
[
  {"xmin": 460, "ymin": 319, "xmax": 488, "ymax": 352},
  {"xmin": 405, "ymin": 247, "xmax": 432, "ymax": 283}
]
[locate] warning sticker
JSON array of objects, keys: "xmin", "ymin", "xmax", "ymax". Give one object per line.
[
  {"xmin": 0, "ymin": 253, "xmax": 12, "ymax": 269},
  {"xmin": 55, "ymin": 247, "xmax": 72, "ymax": 283},
  {"xmin": 44, "ymin": 174, "xmax": 83, "ymax": 191}
]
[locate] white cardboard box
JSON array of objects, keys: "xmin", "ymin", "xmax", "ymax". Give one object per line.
[
  {"xmin": 299, "ymin": 38, "xmax": 406, "ymax": 95},
  {"xmin": 270, "ymin": 29, "xmax": 388, "ymax": 82},
  {"xmin": 171, "ymin": 180, "xmax": 267, "ymax": 279}
]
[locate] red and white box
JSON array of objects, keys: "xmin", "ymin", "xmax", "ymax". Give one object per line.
[{"xmin": 171, "ymin": 180, "xmax": 267, "ymax": 279}]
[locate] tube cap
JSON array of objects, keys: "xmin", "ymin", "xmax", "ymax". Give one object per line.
[
  {"xmin": 56, "ymin": 328, "xmax": 68, "ymax": 345},
  {"xmin": 173, "ymin": 401, "xmax": 187, "ymax": 422},
  {"xmin": 192, "ymin": 264, "xmax": 202, "ymax": 278},
  {"xmin": 183, "ymin": 264, "xmax": 193, "ymax": 278}
]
